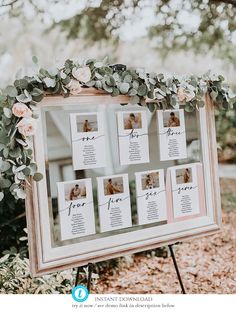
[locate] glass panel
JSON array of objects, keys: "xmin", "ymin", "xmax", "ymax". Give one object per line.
[{"xmin": 41, "ymin": 102, "xmax": 204, "ymax": 248}]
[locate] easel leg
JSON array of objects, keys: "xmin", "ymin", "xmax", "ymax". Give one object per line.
[
  {"xmin": 74, "ymin": 263, "xmax": 94, "ymax": 292},
  {"xmin": 168, "ymin": 244, "xmax": 186, "ymax": 294},
  {"xmin": 74, "ymin": 266, "xmax": 82, "ymax": 286},
  {"xmin": 87, "ymin": 263, "xmax": 94, "ymax": 292}
]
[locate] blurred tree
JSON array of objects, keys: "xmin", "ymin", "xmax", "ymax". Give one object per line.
[{"xmin": 1, "ymin": 0, "xmax": 236, "ymax": 64}]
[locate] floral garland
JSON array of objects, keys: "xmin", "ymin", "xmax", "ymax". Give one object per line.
[{"xmin": 0, "ymin": 56, "xmax": 235, "ymax": 202}]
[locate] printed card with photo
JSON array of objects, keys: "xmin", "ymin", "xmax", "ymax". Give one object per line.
[
  {"xmin": 117, "ymin": 111, "xmax": 150, "ymax": 165},
  {"xmin": 170, "ymin": 163, "xmax": 200, "ymax": 219},
  {"xmin": 70, "ymin": 112, "xmax": 106, "ymax": 170},
  {"xmin": 97, "ymin": 174, "xmax": 132, "ymax": 232},
  {"xmin": 57, "ymin": 179, "xmax": 96, "ymax": 241},
  {"xmin": 157, "ymin": 109, "xmax": 187, "ymax": 161},
  {"xmin": 135, "ymin": 169, "xmax": 167, "ymax": 225}
]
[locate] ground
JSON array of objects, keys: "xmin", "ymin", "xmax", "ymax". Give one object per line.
[{"xmin": 93, "ymin": 178, "xmax": 236, "ymax": 294}]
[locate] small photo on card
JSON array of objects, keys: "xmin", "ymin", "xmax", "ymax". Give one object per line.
[
  {"xmin": 70, "ymin": 112, "xmax": 106, "ymax": 170},
  {"xmin": 117, "ymin": 110, "xmax": 150, "ymax": 165},
  {"xmin": 170, "ymin": 163, "xmax": 200, "ymax": 219},
  {"xmin": 57, "ymin": 179, "xmax": 96, "ymax": 241},
  {"xmin": 135, "ymin": 169, "xmax": 167, "ymax": 226},
  {"xmin": 123, "ymin": 112, "xmax": 142, "ymax": 129},
  {"xmin": 163, "ymin": 110, "xmax": 181, "ymax": 128},
  {"xmin": 141, "ymin": 171, "xmax": 160, "ymax": 190},
  {"xmin": 175, "ymin": 168, "xmax": 192, "ymax": 185},
  {"xmin": 103, "ymin": 176, "xmax": 124, "ymax": 196},
  {"xmin": 76, "ymin": 114, "xmax": 98, "ymax": 133},
  {"xmin": 64, "ymin": 181, "xmax": 87, "ymax": 201},
  {"xmin": 157, "ymin": 109, "xmax": 187, "ymax": 161},
  {"xmin": 97, "ymin": 174, "xmax": 132, "ymax": 232}
]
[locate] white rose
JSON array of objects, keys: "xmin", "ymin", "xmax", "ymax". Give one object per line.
[
  {"xmin": 72, "ymin": 66, "xmax": 91, "ymax": 83},
  {"xmin": 12, "ymin": 102, "xmax": 32, "ymax": 118},
  {"xmin": 16, "ymin": 117, "xmax": 37, "ymax": 137},
  {"xmin": 66, "ymin": 79, "xmax": 82, "ymax": 95}
]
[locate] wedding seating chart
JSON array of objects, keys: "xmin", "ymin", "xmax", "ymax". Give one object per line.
[
  {"xmin": 157, "ymin": 109, "xmax": 187, "ymax": 161},
  {"xmin": 57, "ymin": 179, "xmax": 96, "ymax": 240},
  {"xmin": 169, "ymin": 163, "xmax": 200, "ymax": 218},
  {"xmin": 135, "ymin": 169, "xmax": 167, "ymax": 225},
  {"xmin": 70, "ymin": 112, "xmax": 106, "ymax": 170},
  {"xmin": 26, "ymin": 67, "xmax": 221, "ymax": 277},
  {"xmin": 56, "ymin": 109, "xmax": 205, "ymax": 240},
  {"xmin": 117, "ymin": 110, "xmax": 150, "ymax": 165},
  {"xmin": 97, "ymin": 174, "xmax": 132, "ymax": 232}
]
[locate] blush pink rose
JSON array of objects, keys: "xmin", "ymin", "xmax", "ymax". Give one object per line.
[
  {"xmin": 177, "ymin": 88, "xmax": 186, "ymax": 102},
  {"xmin": 16, "ymin": 117, "xmax": 37, "ymax": 137},
  {"xmin": 66, "ymin": 79, "xmax": 82, "ymax": 95},
  {"xmin": 12, "ymin": 102, "xmax": 32, "ymax": 118},
  {"xmin": 177, "ymin": 87, "xmax": 195, "ymax": 102}
]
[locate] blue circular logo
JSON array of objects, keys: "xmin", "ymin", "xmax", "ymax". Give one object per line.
[{"xmin": 72, "ymin": 285, "xmax": 89, "ymax": 302}]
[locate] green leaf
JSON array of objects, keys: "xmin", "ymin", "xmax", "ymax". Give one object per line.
[
  {"xmin": 128, "ymin": 88, "xmax": 137, "ymax": 96},
  {"xmin": 119, "ymin": 82, "xmax": 130, "ymax": 94},
  {"xmin": 29, "ymin": 163, "xmax": 37, "ymax": 174},
  {"xmin": 94, "ymin": 62, "xmax": 103, "ymax": 68},
  {"xmin": 85, "ymin": 80, "xmax": 95, "ymax": 87},
  {"xmin": 32, "ymin": 55, "xmax": 38, "ymax": 64},
  {"xmin": 197, "ymin": 100, "xmax": 205, "ymax": 108},
  {"xmin": 15, "ymin": 165, "xmax": 26, "ymax": 173},
  {"xmin": 124, "ymin": 74, "xmax": 132, "ymax": 83},
  {"xmin": 147, "ymin": 91, "xmax": 154, "ymax": 99},
  {"xmin": 132, "ymin": 80, "xmax": 139, "ymax": 89},
  {"xmin": 0, "ymin": 159, "xmax": 11, "ymax": 172},
  {"xmin": 5, "ymin": 85, "xmax": 18, "ymax": 98},
  {"xmin": 48, "ymin": 67, "xmax": 59, "ymax": 77},
  {"xmin": 184, "ymin": 104, "xmax": 195, "ymax": 112},
  {"xmin": 0, "ymin": 178, "xmax": 11, "ymax": 188},
  {"xmin": 111, "ymin": 88, "xmax": 120, "ymax": 97},
  {"xmin": 112, "ymin": 73, "xmax": 121, "ymax": 82},
  {"xmin": 14, "ymin": 79, "xmax": 28, "ymax": 89},
  {"xmin": 3, "ymin": 147, "xmax": 9, "ymax": 158},
  {"xmin": 106, "ymin": 76, "xmax": 116, "ymax": 87},
  {"xmin": 147, "ymin": 102, "xmax": 156, "ymax": 112},
  {"xmin": 95, "ymin": 72, "xmax": 103, "ymax": 80},
  {"xmin": 31, "ymin": 87, "xmax": 43, "ymax": 97},
  {"xmin": 22, "ymin": 167, "xmax": 31, "ymax": 176},
  {"xmin": 62, "ymin": 76, "xmax": 71, "ymax": 85},
  {"xmin": 43, "ymin": 77, "xmax": 56, "ymax": 88},
  {"xmin": 137, "ymin": 84, "xmax": 147, "ymax": 96},
  {"xmin": 0, "ymin": 192, "xmax": 4, "ymax": 201},
  {"xmin": 148, "ymin": 78, "xmax": 156, "ymax": 85},
  {"xmin": 16, "ymin": 93, "xmax": 32, "ymax": 103},
  {"xmin": 16, "ymin": 172, "xmax": 25, "ymax": 180},
  {"xmin": 210, "ymin": 90, "xmax": 218, "ymax": 102},
  {"xmin": 15, "ymin": 138, "xmax": 27, "ymax": 146},
  {"xmin": 102, "ymin": 83, "xmax": 113, "ymax": 93},
  {"xmin": 95, "ymin": 81, "xmax": 102, "ymax": 89},
  {"xmin": 3, "ymin": 107, "xmax": 12, "ymax": 118},
  {"xmin": 33, "ymin": 172, "xmax": 43, "ymax": 181},
  {"xmin": 130, "ymin": 95, "xmax": 140, "ymax": 104},
  {"xmin": 15, "ymin": 188, "xmax": 26, "ymax": 199}
]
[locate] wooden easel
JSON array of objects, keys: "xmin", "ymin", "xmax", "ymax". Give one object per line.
[{"xmin": 74, "ymin": 243, "xmax": 186, "ymax": 294}]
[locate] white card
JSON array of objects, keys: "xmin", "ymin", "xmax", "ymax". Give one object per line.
[
  {"xmin": 57, "ymin": 179, "xmax": 96, "ymax": 240},
  {"xmin": 117, "ymin": 111, "xmax": 150, "ymax": 165},
  {"xmin": 70, "ymin": 112, "xmax": 106, "ymax": 170},
  {"xmin": 157, "ymin": 109, "xmax": 187, "ymax": 161},
  {"xmin": 97, "ymin": 174, "xmax": 132, "ymax": 232},
  {"xmin": 135, "ymin": 169, "xmax": 167, "ymax": 225},
  {"xmin": 170, "ymin": 163, "xmax": 200, "ymax": 218}
]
